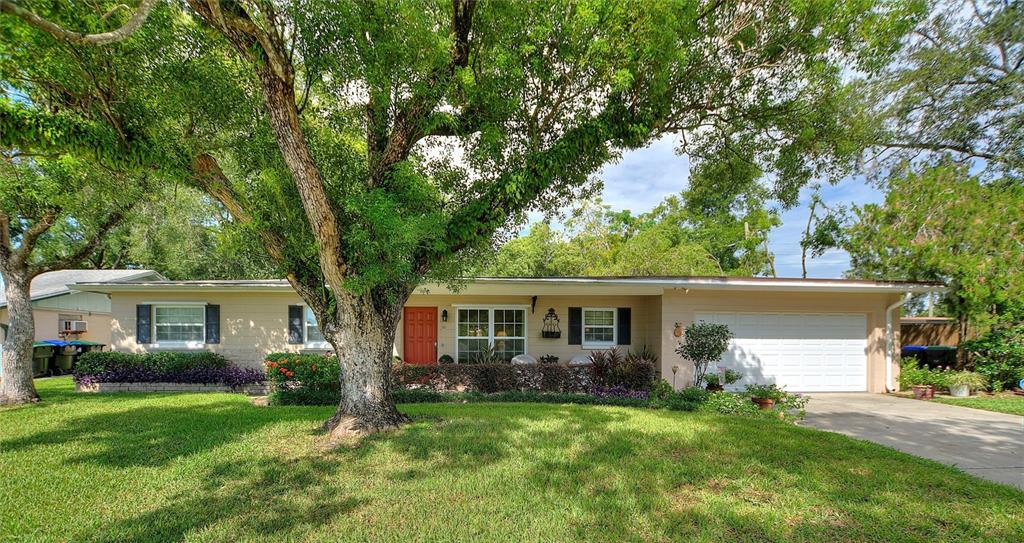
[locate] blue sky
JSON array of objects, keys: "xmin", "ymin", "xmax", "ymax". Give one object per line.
[{"xmin": 536, "ymin": 135, "xmax": 886, "ymax": 279}]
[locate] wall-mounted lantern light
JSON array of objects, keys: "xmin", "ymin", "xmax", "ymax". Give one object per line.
[
  {"xmin": 441, "ymin": 309, "xmax": 448, "ymax": 322},
  {"xmin": 541, "ymin": 308, "xmax": 561, "ymax": 339}
]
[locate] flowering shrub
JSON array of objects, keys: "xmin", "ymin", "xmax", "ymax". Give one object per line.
[
  {"xmin": 264, "ymin": 353, "xmax": 340, "ymax": 405},
  {"xmin": 74, "ymin": 352, "xmax": 263, "ymax": 387}
]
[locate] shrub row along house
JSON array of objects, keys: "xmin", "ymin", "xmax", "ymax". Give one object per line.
[{"xmin": 70, "ymin": 276, "xmax": 941, "ymax": 393}]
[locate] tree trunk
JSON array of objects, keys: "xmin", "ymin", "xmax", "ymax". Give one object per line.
[
  {"xmin": 321, "ymin": 294, "xmax": 410, "ymax": 439},
  {"xmin": 956, "ymin": 312, "xmax": 969, "ymax": 369},
  {"xmin": 0, "ymin": 269, "xmax": 40, "ymax": 405}
]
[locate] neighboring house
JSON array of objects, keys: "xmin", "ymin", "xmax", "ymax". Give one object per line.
[
  {"xmin": 0, "ymin": 269, "xmax": 165, "ymax": 347},
  {"xmin": 74, "ymin": 276, "xmax": 940, "ymax": 393},
  {"xmin": 900, "ymin": 316, "xmax": 962, "ymax": 347}
]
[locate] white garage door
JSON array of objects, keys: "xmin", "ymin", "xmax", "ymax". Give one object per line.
[{"xmin": 694, "ymin": 312, "xmax": 868, "ymax": 392}]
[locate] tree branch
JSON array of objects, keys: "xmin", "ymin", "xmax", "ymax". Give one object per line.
[
  {"xmin": 191, "ymin": 153, "xmax": 331, "ymax": 318},
  {"xmin": 13, "ymin": 209, "xmax": 58, "ymax": 269},
  {"xmin": 33, "ymin": 206, "xmax": 132, "ymax": 276},
  {"xmin": 0, "ymin": 0, "xmax": 157, "ymax": 45},
  {"xmin": 878, "ymin": 140, "xmax": 998, "ymax": 161},
  {"xmin": 0, "ymin": 211, "xmax": 11, "ymax": 263},
  {"xmin": 369, "ymin": 0, "xmax": 477, "ymax": 183},
  {"xmin": 187, "ymin": 0, "xmax": 348, "ymax": 292}
]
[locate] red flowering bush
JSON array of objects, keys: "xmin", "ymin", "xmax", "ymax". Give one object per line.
[{"xmin": 264, "ymin": 353, "xmax": 339, "ymax": 405}]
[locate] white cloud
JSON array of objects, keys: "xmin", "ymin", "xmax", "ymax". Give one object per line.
[{"xmin": 597, "ymin": 135, "xmax": 690, "ymax": 213}]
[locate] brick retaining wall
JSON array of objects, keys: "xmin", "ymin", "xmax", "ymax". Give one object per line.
[{"xmin": 76, "ymin": 382, "xmax": 268, "ymax": 396}]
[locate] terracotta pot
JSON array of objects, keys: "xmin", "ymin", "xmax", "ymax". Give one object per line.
[
  {"xmin": 751, "ymin": 397, "xmax": 775, "ymax": 409},
  {"xmin": 911, "ymin": 385, "xmax": 934, "ymax": 400},
  {"xmin": 706, "ymin": 384, "xmax": 724, "ymax": 392}
]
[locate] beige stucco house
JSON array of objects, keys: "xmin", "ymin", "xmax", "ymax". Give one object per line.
[
  {"xmin": 0, "ymin": 269, "xmax": 164, "ymax": 347},
  {"xmin": 74, "ymin": 276, "xmax": 940, "ymax": 393}
]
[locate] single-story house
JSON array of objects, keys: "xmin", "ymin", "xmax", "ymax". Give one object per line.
[
  {"xmin": 73, "ymin": 276, "xmax": 941, "ymax": 393},
  {"xmin": 0, "ymin": 269, "xmax": 164, "ymax": 348}
]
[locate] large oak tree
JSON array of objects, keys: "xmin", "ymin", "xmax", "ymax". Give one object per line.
[{"xmin": 0, "ymin": 0, "xmax": 918, "ymax": 433}]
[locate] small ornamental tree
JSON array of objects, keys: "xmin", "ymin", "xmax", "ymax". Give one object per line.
[
  {"xmin": 0, "ymin": 156, "xmax": 146, "ymax": 404},
  {"xmin": 675, "ymin": 321, "xmax": 732, "ymax": 387},
  {"xmin": 1, "ymin": 0, "xmax": 921, "ymax": 435}
]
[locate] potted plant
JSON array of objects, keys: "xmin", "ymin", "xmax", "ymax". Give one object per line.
[
  {"xmin": 745, "ymin": 383, "xmax": 785, "ymax": 409},
  {"xmin": 704, "ymin": 368, "xmax": 742, "ymax": 392},
  {"xmin": 911, "ymin": 384, "xmax": 934, "ymax": 400},
  {"xmin": 946, "ymin": 371, "xmax": 986, "ymax": 398},
  {"xmin": 704, "ymin": 373, "xmax": 725, "ymax": 392}
]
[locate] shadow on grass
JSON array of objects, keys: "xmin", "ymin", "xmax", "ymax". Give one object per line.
[
  {"xmin": 1, "ymin": 398, "xmax": 325, "ymax": 468},
  {"xmin": 6, "ymin": 381, "xmax": 1024, "ymax": 541},
  {"xmin": 86, "ymin": 455, "xmax": 369, "ymax": 543}
]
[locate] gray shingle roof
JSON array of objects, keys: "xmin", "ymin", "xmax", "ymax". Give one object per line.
[{"xmin": 0, "ymin": 269, "xmax": 163, "ymax": 307}]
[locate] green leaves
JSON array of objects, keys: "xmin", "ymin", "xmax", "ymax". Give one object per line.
[{"xmin": 846, "ymin": 164, "xmax": 1024, "ymax": 327}]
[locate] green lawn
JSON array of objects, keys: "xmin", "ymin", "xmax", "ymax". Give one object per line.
[
  {"xmin": 933, "ymin": 394, "xmax": 1024, "ymax": 416},
  {"xmin": 2, "ymin": 378, "xmax": 1021, "ymax": 542}
]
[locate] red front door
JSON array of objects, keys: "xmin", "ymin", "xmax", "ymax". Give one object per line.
[{"xmin": 403, "ymin": 307, "xmax": 437, "ymax": 365}]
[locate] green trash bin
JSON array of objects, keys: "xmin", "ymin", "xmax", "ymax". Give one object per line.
[
  {"xmin": 924, "ymin": 345, "xmax": 957, "ymax": 368},
  {"xmin": 54, "ymin": 353, "xmax": 76, "ymax": 374},
  {"xmin": 69, "ymin": 340, "xmax": 105, "ymax": 354},
  {"xmin": 32, "ymin": 343, "xmax": 55, "ymax": 377}
]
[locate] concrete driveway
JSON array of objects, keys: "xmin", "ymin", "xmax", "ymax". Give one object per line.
[{"xmin": 804, "ymin": 394, "xmax": 1023, "ymax": 490}]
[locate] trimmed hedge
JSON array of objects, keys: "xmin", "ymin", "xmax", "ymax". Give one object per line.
[
  {"xmin": 266, "ymin": 349, "xmax": 657, "ymax": 406},
  {"xmin": 74, "ymin": 351, "xmax": 263, "ymax": 387},
  {"xmin": 392, "ymin": 388, "xmax": 654, "ymax": 408},
  {"xmin": 396, "ymin": 363, "xmax": 595, "ymax": 394},
  {"xmin": 396, "ymin": 351, "xmax": 656, "ymax": 395}
]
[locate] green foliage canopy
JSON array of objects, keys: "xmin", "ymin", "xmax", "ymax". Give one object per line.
[
  {"xmin": 1, "ymin": 0, "xmax": 922, "ymax": 303},
  {"xmin": 846, "ymin": 164, "xmax": 1024, "ymax": 328}
]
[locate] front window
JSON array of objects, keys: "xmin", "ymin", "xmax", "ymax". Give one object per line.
[
  {"xmin": 583, "ymin": 308, "xmax": 616, "ymax": 348},
  {"xmin": 456, "ymin": 307, "xmax": 526, "ymax": 362},
  {"xmin": 304, "ymin": 306, "xmax": 329, "ymax": 348},
  {"xmin": 154, "ymin": 305, "xmax": 205, "ymax": 344}
]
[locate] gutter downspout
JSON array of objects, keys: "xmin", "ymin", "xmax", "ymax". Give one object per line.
[{"xmin": 885, "ymin": 293, "xmax": 913, "ymax": 393}]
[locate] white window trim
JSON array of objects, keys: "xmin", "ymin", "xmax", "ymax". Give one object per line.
[
  {"xmin": 455, "ymin": 306, "xmax": 528, "ymax": 362},
  {"xmin": 301, "ymin": 305, "xmax": 331, "ymax": 350},
  {"xmin": 148, "ymin": 302, "xmax": 206, "ymax": 349},
  {"xmin": 582, "ymin": 307, "xmax": 617, "ymax": 349}
]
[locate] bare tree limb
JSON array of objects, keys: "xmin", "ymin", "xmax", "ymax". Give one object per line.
[
  {"xmin": 0, "ymin": 0, "xmax": 158, "ymax": 45},
  {"xmin": 878, "ymin": 140, "xmax": 998, "ymax": 161}
]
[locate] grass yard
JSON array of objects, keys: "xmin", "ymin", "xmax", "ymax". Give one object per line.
[
  {"xmin": 932, "ymin": 394, "xmax": 1024, "ymax": 416},
  {"xmin": 2, "ymin": 378, "xmax": 1022, "ymax": 542}
]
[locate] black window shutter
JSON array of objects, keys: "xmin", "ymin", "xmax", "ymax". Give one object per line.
[
  {"xmin": 205, "ymin": 304, "xmax": 220, "ymax": 344},
  {"xmin": 568, "ymin": 307, "xmax": 582, "ymax": 345},
  {"xmin": 136, "ymin": 304, "xmax": 152, "ymax": 344},
  {"xmin": 617, "ymin": 307, "xmax": 631, "ymax": 346},
  {"xmin": 288, "ymin": 305, "xmax": 304, "ymax": 344}
]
